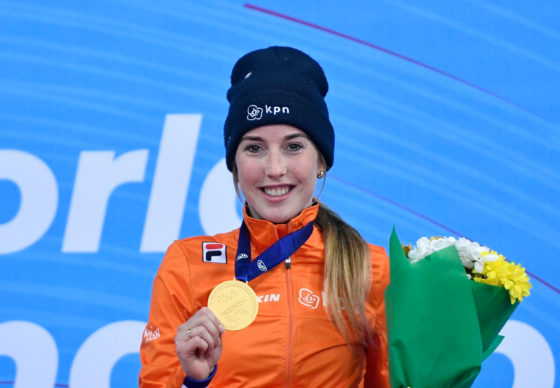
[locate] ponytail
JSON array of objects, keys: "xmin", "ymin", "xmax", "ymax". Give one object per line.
[{"xmin": 314, "ymin": 202, "xmax": 372, "ymax": 344}]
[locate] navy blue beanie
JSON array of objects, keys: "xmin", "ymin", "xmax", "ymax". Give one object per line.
[{"xmin": 224, "ymin": 46, "xmax": 334, "ymax": 171}]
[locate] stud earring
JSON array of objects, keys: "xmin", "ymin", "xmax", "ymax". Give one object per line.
[{"xmin": 317, "ymin": 171, "xmax": 324, "ymax": 179}]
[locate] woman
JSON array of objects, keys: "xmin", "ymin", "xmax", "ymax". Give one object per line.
[{"xmin": 139, "ymin": 46, "xmax": 390, "ymax": 387}]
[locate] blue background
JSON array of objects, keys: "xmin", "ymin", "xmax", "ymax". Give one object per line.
[{"xmin": 1, "ymin": 1, "xmax": 558, "ymax": 386}]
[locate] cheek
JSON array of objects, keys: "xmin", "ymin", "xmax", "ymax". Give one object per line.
[
  {"xmin": 236, "ymin": 159, "xmax": 259, "ymax": 189},
  {"xmin": 306, "ymin": 155, "xmax": 321, "ymax": 174},
  {"xmin": 294, "ymin": 158, "xmax": 319, "ymax": 185}
]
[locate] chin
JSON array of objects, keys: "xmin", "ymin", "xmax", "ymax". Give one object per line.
[
  {"xmin": 248, "ymin": 200, "xmax": 310, "ymax": 224},
  {"xmin": 262, "ymin": 209, "xmax": 301, "ymax": 224},
  {"xmin": 268, "ymin": 216, "xmax": 292, "ymax": 224}
]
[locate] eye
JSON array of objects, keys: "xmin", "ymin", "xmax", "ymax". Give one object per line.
[
  {"xmin": 245, "ymin": 144, "xmax": 262, "ymax": 153},
  {"xmin": 286, "ymin": 143, "xmax": 303, "ymax": 152}
]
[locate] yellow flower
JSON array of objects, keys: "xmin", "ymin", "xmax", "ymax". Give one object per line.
[{"xmin": 473, "ymin": 252, "xmax": 531, "ymax": 304}]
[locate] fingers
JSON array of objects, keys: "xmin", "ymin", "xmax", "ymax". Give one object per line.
[
  {"xmin": 175, "ymin": 308, "xmax": 225, "ymax": 356},
  {"xmin": 193, "ymin": 307, "xmax": 226, "ymax": 337},
  {"xmin": 177, "ymin": 308, "xmax": 225, "ymax": 344},
  {"xmin": 175, "ymin": 308, "xmax": 225, "ymax": 379},
  {"xmin": 182, "ymin": 325, "xmax": 217, "ymax": 350},
  {"xmin": 200, "ymin": 307, "xmax": 226, "ymax": 333}
]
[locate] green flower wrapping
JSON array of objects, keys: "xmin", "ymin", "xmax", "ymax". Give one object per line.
[{"xmin": 385, "ymin": 229, "xmax": 521, "ymax": 388}]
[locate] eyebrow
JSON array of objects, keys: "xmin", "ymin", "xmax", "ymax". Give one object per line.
[{"xmin": 239, "ymin": 133, "xmax": 308, "ymax": 142}]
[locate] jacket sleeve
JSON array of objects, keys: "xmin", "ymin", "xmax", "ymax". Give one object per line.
[
  {"xmin": 139, "ymin": 241, "xmax": 196, "ymax": 388},
  {"xmin": 364, "ymin": 244, "xmax": 391, "ymax": 388}
]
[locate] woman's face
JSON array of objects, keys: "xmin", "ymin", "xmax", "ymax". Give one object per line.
[{"xmin": 235, "ymin": 124, "xmax": 325, "ymax": 223}]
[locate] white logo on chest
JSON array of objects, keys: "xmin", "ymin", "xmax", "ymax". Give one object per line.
[{"xmin": 298, "ymin": 288, "xmax": 320, "ymax": 309}]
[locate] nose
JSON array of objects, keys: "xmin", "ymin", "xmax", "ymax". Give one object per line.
[{"xmin": 265, "ymin": 149, "xmax": 287, "ymax": 178}]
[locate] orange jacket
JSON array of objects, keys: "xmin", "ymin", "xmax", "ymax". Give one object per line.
[{"xmin": 139, "ymin": 205, "xmax": 390, "ymax": 387}]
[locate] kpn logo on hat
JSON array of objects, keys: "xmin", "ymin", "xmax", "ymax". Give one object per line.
[{"xmin": 246, "ymin": 104, "xmax": 290, "ymax": 121}]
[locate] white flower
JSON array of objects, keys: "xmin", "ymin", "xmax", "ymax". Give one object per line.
[
  {"xmin": 407, "ymin": 235, "xmax": 497, "ymax": 275},
  {"xmin": 431, "ymin": 237, "xmax": 456, "ymax": 251},
  {"xmin": 455, "ymin": 238, "xmax": 484, "ymax": 269},
  {"xmin": 482, "ymin": 253, "xmax": 499, "ymax": 262},
  {"xmin": 473, "ymin": 260, "xmax": 484, "ymax": 273},
  {"xmin": 408, "ymin": 237, "xmax": 432, "ymax": 263}
]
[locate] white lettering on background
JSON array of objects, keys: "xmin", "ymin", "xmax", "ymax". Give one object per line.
[
  {"xmin": 0, "ymin": 321, "xmax": 58, "ymax": 387},
  {"xmin": 1, "ymin": 114, "xmax": 235, "ymax": 253},
  {"xmin": 62, "ymin": 149, "xmax": 148, "ymax": 252},
  {"xmin": 141, "ymin": 114, "xmax": 202, "ymax": 252},
  {"xmin": 496, "ymin": 320, "xmax": 555, "ymax": 387},
  {"xmin": 69, "ymin": 320, "xmax": 145, "ymax": 388},
  {"xmin": 0, "ymin": 151, "xmax": 58, "ymax": 254}
]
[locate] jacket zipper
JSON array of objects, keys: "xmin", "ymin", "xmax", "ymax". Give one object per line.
[{"xmin": 285, "ymin": 256, "xmax": 293, "ymax": 388}]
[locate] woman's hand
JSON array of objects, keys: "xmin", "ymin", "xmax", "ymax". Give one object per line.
[{"xmin": 175, "ymin": 307, "xmax": 225, "ymax": 380}]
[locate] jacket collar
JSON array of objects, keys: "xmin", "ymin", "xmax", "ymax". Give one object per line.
[{"xmin": 242, "ymin": 203, "xmax": 319, "ymax": 253}]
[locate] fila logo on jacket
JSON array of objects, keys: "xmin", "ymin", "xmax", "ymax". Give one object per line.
[{"xmin": 202, "ymin": 242, "xmax": 227, "ymax": 263}]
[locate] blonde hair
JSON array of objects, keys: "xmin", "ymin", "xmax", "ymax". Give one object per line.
[
  {"xmin": 232, "ymin": 164, "xmax": 372, "ymax": 344},
  {"xmin": 314, "ymin": 202, "xmax": 372, "ymax": 344}
]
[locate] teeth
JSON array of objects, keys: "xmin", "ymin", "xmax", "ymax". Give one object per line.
[{"xmin": 264, "ymin": 187, "xmax": 289, "ymax": 197}]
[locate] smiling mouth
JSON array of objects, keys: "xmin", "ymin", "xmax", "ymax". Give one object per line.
[{"xmin": 262, "ymin": 186, "xmax": 291, "ymax": 197}]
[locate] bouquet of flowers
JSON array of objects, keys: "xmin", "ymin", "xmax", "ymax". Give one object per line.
[{"xmin": 385, "ymin": 228, "xmax": 531, "ymax": 388}]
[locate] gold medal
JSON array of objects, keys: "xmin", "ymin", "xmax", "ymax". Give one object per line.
[{"xmin": 208, "ymin": 280, "xmax": 258, "ymax": 330}]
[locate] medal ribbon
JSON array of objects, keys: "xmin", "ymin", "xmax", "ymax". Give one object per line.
[{"xmin": 235, "ymin": 221, "xmax": 314, "ymax": 282}]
